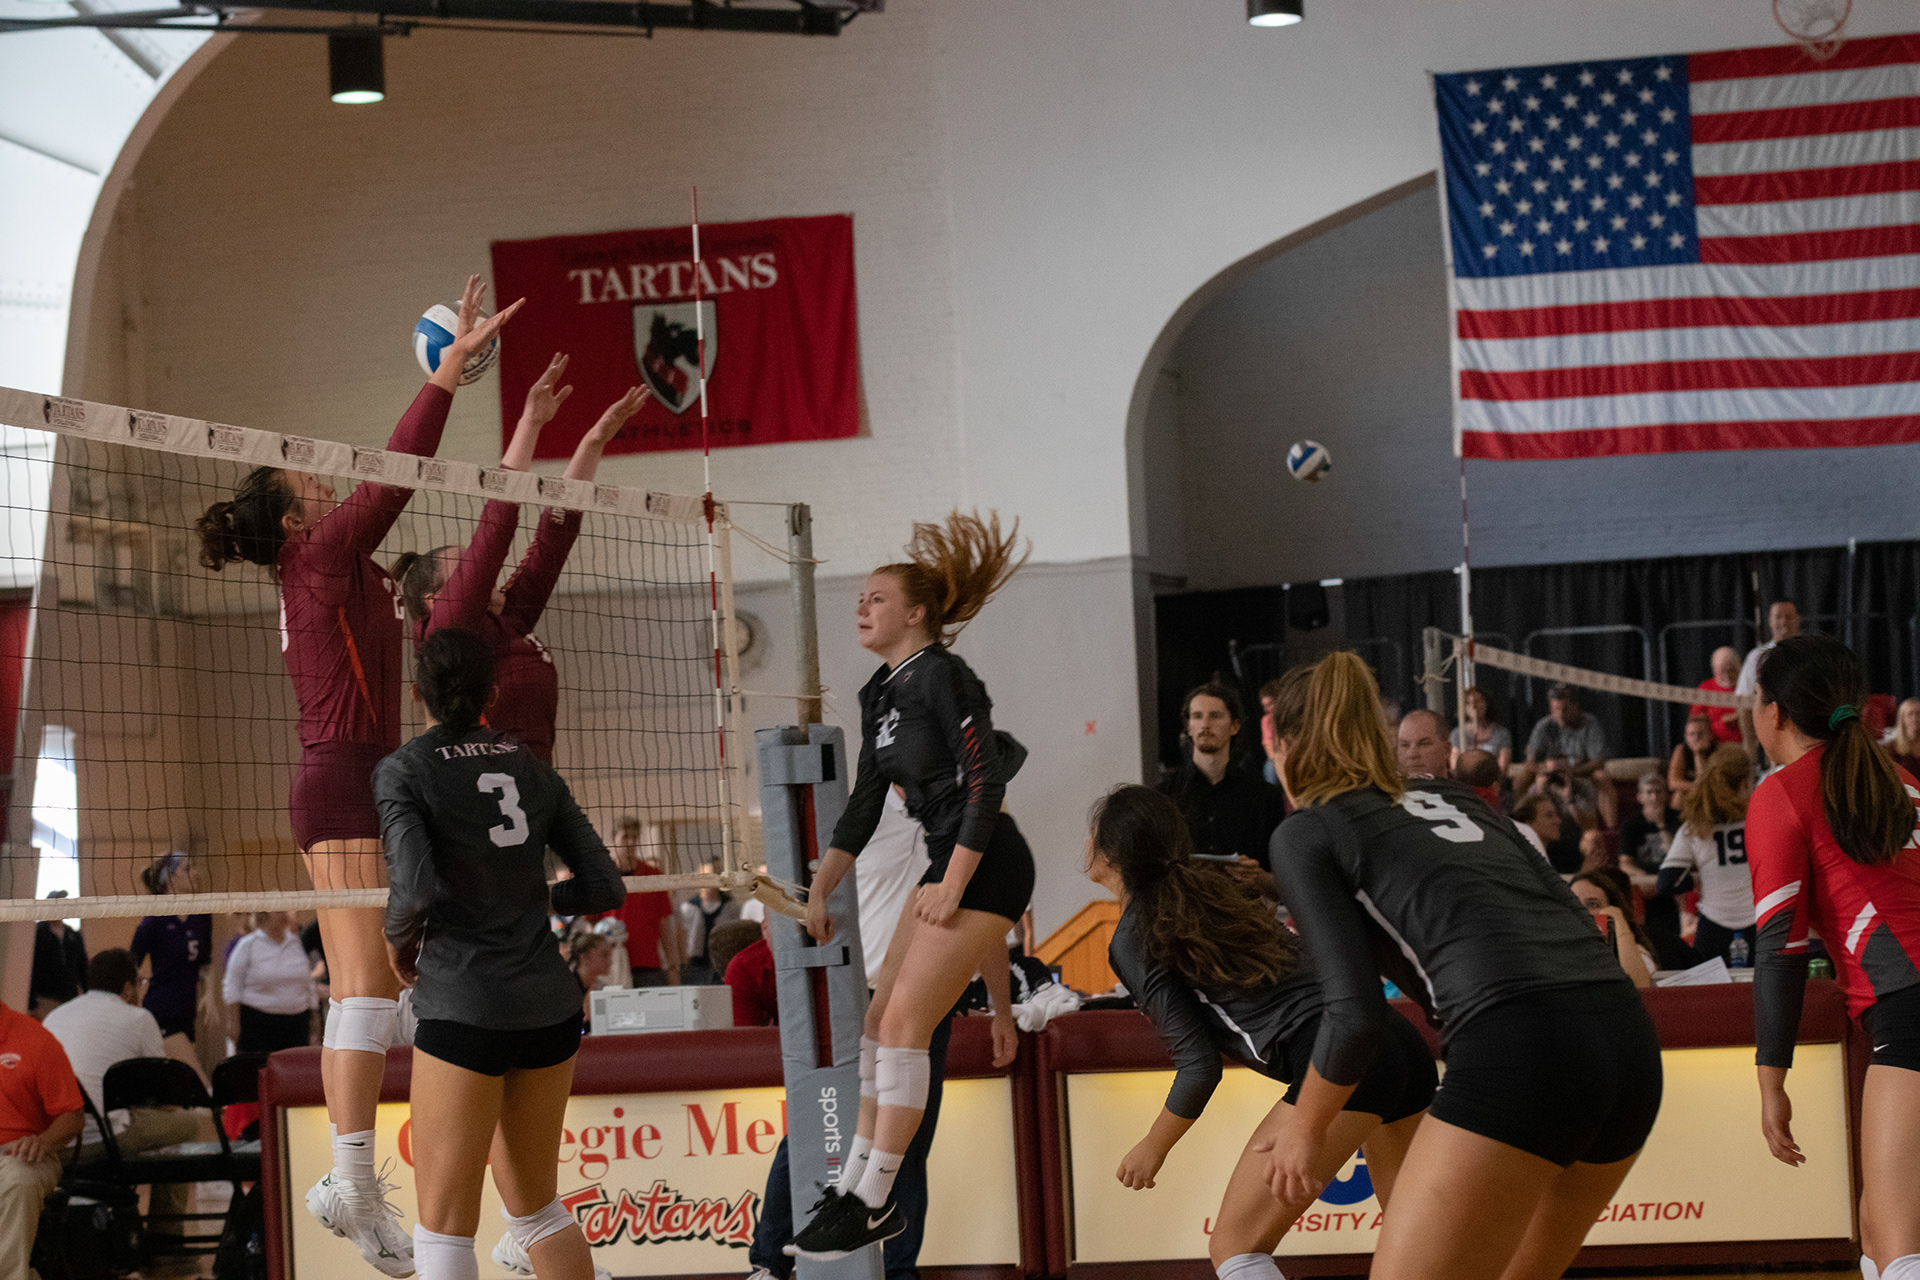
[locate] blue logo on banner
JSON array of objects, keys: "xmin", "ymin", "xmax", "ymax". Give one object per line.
[{"xmin": 1319, "ymin": 1159, "xmax": 1375, "ymax": 1205}]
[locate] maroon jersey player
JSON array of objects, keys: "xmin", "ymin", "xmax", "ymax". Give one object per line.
[
  {"xmin": 196, "ymin": 275, "xmax": 521, "ymax": 1278},
  {"xmin": 393, "ymin": 362, "xmax": 648, "ymax": 764}
]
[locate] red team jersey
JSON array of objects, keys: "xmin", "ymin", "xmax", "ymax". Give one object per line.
[
  {"xmin": 1748, "ymin": 746, "xmax": 1920, "ymax": 1064},
  {"xmin": 278, "ymin": 385, "xmax": 452, "ymax": 752},
  {"xmin": 412, "ymin": 498, "xmax": 580, "ymax": 763}
]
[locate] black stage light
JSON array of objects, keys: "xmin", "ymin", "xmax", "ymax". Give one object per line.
[
  {"xmin": 1248, "ymin": 0, "xmax": 1303, "ymax": 27},
  {"xmin": 329, "ymin": 29, "xmax": 384, "ymax": 104}
]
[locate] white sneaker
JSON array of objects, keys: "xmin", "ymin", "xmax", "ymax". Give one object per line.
[
  {"xmin": 490, "ymin": 1230, "xmax": 611, "ymax": 1280},
  {"xmin": 306, "ymin": 1168, "xmax": 416, "ymax": 1277}
]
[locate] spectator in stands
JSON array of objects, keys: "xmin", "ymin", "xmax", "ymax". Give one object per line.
[
  {"xmin": 1885, "ymin": 696, "xmax": 1920, "ymax": 777},
  {"xmin": 0, "ymin": 993, "xmax": 84, "ymax": 1278},
  {"xmin": 721, "ymin": 922, "xmax": 778, "ymax": 1028},
  {"xmin": 1668, "ymin": 713, "xmax": 1724, "ymax": 811},
  {"xmin": 1259, "ymin": 678, "xmax": 1284, "ymax": 785},
  {"xmin": 1569, "ymin": 870, "xmax": 1655, "ymax": 987},
  {"xmin": 1658, "ymin": 747, "xmax": 1757, "ymax": 965},
  {"xmin": 1159, "ymin": 682, "xmax": 1286, "ymax": 863},
  {"xmin": 1511, "ymin": 792, "xmax": 1560, "ymax": 860},
  {"xmin": 678, "ymin": 867, "xmax": 746, "ymax": 985},
  {"xmin": 29, "ymin": 896, "xmax": 86, "ymax": 1019},
  {"xmin": 42, "ymin": 949, "xmax": 197, "ymax": 1239},
  {"xmin": 130, "ymin": 852, "xmax": 212, "ymax": 1063},
  {"xmin": 1522, "ymin": 684, "xmax": 1615, "ymax": 827},
  {"xmin": 1615, "ymin": 772, "xmax": 1693, "ymax": 970},
  {"xmin": 222, "ymin": 911, "xmax": 316, "ymax": 1055},
  {"xmin": 567, "ymin": 933, "xmax": 615, "ymax": 1022},
  {"xmin": 1578, "ymin": 828, "xmax": 1612, "ymax": 874},
  {"xmin": 1737, "ymin": 600, "xmax": 1802, "ymax": 762},
  {"xmin": 1450, "ymin": 686, "xmax": 1513, "ymax": 772},
  {"xmin": 1396, "ymin": 709, "xmax": 1452, "ymax": 779},
  {"xmin": 1453, "ymin": 747, "xmax": 1503, "ymax": 810},
  {"xmin": 600, "ymin": 816, "xmax": 682, "ymax": 986},
  {"xmin": 1690, "ymin": 646, "xmax": 1744, "ymax": 745}
]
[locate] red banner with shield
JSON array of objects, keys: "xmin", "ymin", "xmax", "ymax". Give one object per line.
[{"xmin": 489, "ymin": 214, "xmax": 860, "ymax": 458}]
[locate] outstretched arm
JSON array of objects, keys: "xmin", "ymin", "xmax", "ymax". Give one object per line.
[
  {"xmin": 564, "ymin": 386, "xmax": 650, "ymax": 482},
  {"xmin": 501, "ymin": 352, "xmax": 573, "ymax": 471}
]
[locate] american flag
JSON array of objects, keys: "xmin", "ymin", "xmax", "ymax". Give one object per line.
[{"xmin": 1436, "ymin": 33, "xmax": 1920, "ymax": 460}]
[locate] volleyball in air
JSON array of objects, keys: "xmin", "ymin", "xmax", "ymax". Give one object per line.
[
  {"xmin": 412, "ymin": 304, "xmax": 498, "ymax": 386},
  {"xmin": 1286, "ymin": 439, "xmax": 1331, "ymax": 483}
]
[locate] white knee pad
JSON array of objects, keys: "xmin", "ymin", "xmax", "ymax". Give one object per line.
[
  {"xmin": 1217, "ymin": 1254, "xmax": 1284, "ymax": 1280},
  {"xmin": 1865, "ymin": 1257, "xmax": 1881, "ymax": 1280},
  {"xmin": 874, "ymin": 1046, "xmax": 930, "ymax": 1112},
  {"xmin": 502, "ymin": 1198, "xmax": 576, "ymax": 1251},
  {"xmin": 323, "ymin": 999, "xmax": 343, "ymax": 1048},
  {"xmin": 1880, "ymin": 1255, "xmax": 1920, "ymax": 1280},
  {"xmin": 412, "ymin": 1226, "xmax": 478, "ymax": 1280},
  {"xmin": 326, "ymin": 996, "xmax": 398, "ymax": 1054},
  {"xmin": 859, "ymin": 1035, "xmax": 880, "ymax": 1101}
]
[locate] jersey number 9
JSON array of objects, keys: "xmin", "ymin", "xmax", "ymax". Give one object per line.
[
  {"xmin": 1399, "ymin": 791, "xmax": 1485, "ymax": 843},
  {"xmin": 479, "ymin": 772, "xmax": 531, "ymax": 848}
]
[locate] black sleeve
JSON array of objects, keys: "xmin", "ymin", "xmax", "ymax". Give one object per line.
[
  {"xmin": 1109, "ymin": 937, "xmax": 1223, "ymax": 1120},
  {"xmin": 376, "ymin": 755, "xmax": 436, "ymax": 954},
  {"xmin": 1271, "ymin": 810, "xmax": 1386, "ymax": 1087},
  {"xmin": 544, "ymin": 770, "xmax": 626, "ymax": 918},
  {"xmin": 1753, "ymin": 913, "xmax": 1809, "ymax": 1069},
  {"xmin": 1654, "ymin": 866, "xmax": 1693, "ymax": 897},
  {"xmin": 830, "ymin": 693, "xmax": 887, "ymax": 855},
  {"xmin": 939, "ymin": 662, "xmax": 1006, "ymax": 854}
]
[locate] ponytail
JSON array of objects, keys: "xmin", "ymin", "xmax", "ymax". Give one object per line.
[
  {"xmin": 1090, "ymin": 785, "xmax": 1297, "ymax": 992},
  {"xmin": 1272, "ymin": 652, "xmax": 1403, "ymax": 806},
  {"xmin": 875, "ymin": 510, "xmax": 1029, "ymax": 646},
  {"xmin": 196, "ymin": 467, "xmax": 294, "ymax": 570},
  {"xmin": 390, "ymin": 546, "xmax": 456, "ymax": 625},
  {"xmin": 415, "ymin": 627, "xmax": 495, "ymax": 733},
  {"xmin": 1680, "ymin": 745, "xmax": 1751, "ymax": 837},
  {"xmin": 1758, "ymin": 634, "xmax": 1916, "ymax": 866}
]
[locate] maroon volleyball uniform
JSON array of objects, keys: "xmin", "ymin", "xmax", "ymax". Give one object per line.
[
  {"xmin": 414, "ymin": 499, "xmax": 580, "ymax": 764},
  {"xmin": 282, "ymin": 383, "xmax": 452, "ymax": 847}
]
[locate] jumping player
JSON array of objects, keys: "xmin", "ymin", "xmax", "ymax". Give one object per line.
[
  {"xmin": 196, "ymin": 275, "xmax": 519, "ymax": 1275},
  {"xmin": 1088, "ymin": 784, "xmax": 1433, "ymax": 1280},
  {"xmin": 1266, "ymin": 653, "xmax": 1662, "ymax": 1280},
  {"xmin": 1746, "ymin": 635, "xmax": 1920, "ymax": 1280},
  {"xmin": 790, "ymin": 511, "xmax": 1033, "ymax": 1259},
  {"xmin": 379, "ymin": 628, "xmax": 624, "ymax": 1280},
  {"xmin": 392, "ymin": 361, "xmax": 650, "ymax": 764}
]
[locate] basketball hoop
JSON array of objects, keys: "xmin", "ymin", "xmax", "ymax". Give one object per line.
[{"xmin": 1775, "ymin": 0, "xmax": 1851, "ymax": 60}]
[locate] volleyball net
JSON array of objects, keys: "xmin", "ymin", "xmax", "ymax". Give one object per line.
[
  {"xmin": 1451, "ymin": 635, "xmax": 1749, "ymax": 712},
  {"xmin": 0, "ymin": 385, "xmax": 762, "ymax": 923}
]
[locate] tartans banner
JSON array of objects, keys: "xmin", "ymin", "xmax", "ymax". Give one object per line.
[{"xmin": 490, "ymin": 214, "xmax": 861, "ymax": 459}]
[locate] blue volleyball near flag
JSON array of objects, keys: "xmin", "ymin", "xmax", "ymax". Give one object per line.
[
  {"xmin": 1286, "ymin": 439, "xmax": 1331, "ymax": 483},
  {"xmin": 411, "ymin": 303, "xmax": 498, "ymax": 386}
]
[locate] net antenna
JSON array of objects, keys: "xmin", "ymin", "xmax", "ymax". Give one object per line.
[{"xmin": 1774, "ymin": 0, "xmax": 1851, "ymax": 60}]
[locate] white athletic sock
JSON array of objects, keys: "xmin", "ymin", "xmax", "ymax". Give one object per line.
[
  {"xmin": 333, "ymin": 1128, "xmax": 376, "ymax": 1195},
  {"xmin": 1217, "ymin": 1253, "xmax": 1283, "ymax": 1280},
  {"xmin": 835, "ymin": 1134, "xmax": 873, "ymax": 1193},
  {"xmin": 852, "ymin": 1147, "xmax": 904, "ymax": 1210},
  {"xmin": 1865, "ymin": 1257, "xmax": 1882, "ymax": 1280},
  {"xmin": 1880, "ymin": 1254, "xmax": 1920, "ymax": 1280},
  {"xmin": 412, "ymin": 1226, "xmax": 478, "ymax": 1280}
]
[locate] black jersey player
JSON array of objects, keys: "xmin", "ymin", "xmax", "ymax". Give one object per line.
[
  {"xmin": 1265, "ymin": 653, "xmax": 1662, "ymax": 1280},
  {"xmin": 377, "ymin": 628, "xmax": 624, "ymax": 1280},
  {"xmin": 1088, "ymin": 785, "xmax": 1433, "ymax": 1280}
]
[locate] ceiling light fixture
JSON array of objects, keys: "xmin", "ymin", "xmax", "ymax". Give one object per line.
[
  {"xmin": 329, "ymin": 29, "xmax": 384, "ymax": 104},
  {"xmin": 1247, "ymin": 0, "xmax": 1303, "ymax": 27}
]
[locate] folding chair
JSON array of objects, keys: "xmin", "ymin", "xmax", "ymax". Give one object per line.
[
  {"xmin": 210, "ymin": 1055, "xmax": 267, "ymax": 1184},
  {"xmin": 98, "ymin": 1057, "xmax": 234, "ymax": 1259}
]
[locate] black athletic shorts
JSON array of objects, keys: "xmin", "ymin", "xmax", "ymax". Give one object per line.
[
  {"xmin": 1864, "ymin": 982, "xmax": 1920, "ymax": 1073},
  {"xmin": 1277, "ymin": 1005, "xmax": 1437, "ymax": 1124},
  {"xmin": 1429, "ymin": 981, "xmax": 1662, "ymax": 1167},
  {"xmin": 414, "ymin": 1011, "xmax": 584, "ymax": 1078},
  {"xmin": 923, "ymin": 813, "xmax": 1035, "ymax": 923}
]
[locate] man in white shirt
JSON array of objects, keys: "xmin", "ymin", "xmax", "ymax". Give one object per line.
[
  {"xmin": 44, "ymin": 949, "xmax": 197, "ymax": 1225},
  {"xmin": 1737, "ymin": 600, "xmax": 1802, "ymax": 764}
]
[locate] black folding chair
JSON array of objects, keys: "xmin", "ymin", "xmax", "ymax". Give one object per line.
[
  {"xmin": 210, "ymin": 1055, "xmax": 267, "ymax": 1183},
  {"xmin": 98, "ymin": 1057, "xmax": 234, "ymax": 1258}
]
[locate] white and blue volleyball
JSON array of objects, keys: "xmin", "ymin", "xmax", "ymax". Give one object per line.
[
  {"xmin": 1286, "ymin": 439, "xmax": 1331, "ymax": 483},
  {"xmin": 411, "ymin": 303, "xmax": 498, "ymax": 386}
]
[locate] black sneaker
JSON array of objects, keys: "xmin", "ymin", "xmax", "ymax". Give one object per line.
[{"xmin": 790, "ymin": 1196, "xmax": 905, "ymax": 1261}]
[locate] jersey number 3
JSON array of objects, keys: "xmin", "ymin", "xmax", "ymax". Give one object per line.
[
  {"xmin": 1399, "ymin": 792, "xmax": 1484, "ymax": 843},
  {"xmin": 478, "ymin": 773, "xmax": 530, "ymax": 848}
]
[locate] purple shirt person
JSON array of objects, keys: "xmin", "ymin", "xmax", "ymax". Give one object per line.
[{"xmin": 130, "ymin": 852, "xmax": 212, "ymax": 1042}]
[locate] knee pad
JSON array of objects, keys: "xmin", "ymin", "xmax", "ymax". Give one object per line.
[
  {"xmin": 322, "ymin": 999, "xmax": 343, "ymax": 1048},
  {"xmin": 501, "ymin": 1197, "xmax": 576, "ymax": 1251},
  {"xmin": 874, "ymin": 1046, "xmax": 930, "ymax": 1112},
  {"xmin": 1865, "ymin": 1258, "xmax": 1881, "ymax": 1280},
  {"xmin": 326, "ymin": 996, "xmax": 398, "ymax": 1055},
  {"xmin": 413, "ymin": 1226, "xmax": 477, "ymax": 1280},
  {"xmin": 1881, "ymin": 1256, "xmax": 1920, "ymax": 1280},
  {"xmin": 859, "ymin": 1035, "xmax": 880, "ymax": 1101}
]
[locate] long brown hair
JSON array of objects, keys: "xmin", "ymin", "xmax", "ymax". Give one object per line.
[
  {"xmin": 1759, "ymin": 635, "xmax": 1917, "ymax": 866},
  {"xmin": 196, "ymin": 466, "xmax": 294, "ymax": 570},
  {"xmin": 875, "ymin": 510, "xmax": 1029, "ymax": 646},
  {"xmin": 1090, "ymin": 785, "xmax": 1297, "ymax": 992},
  {"xmin": 390, "ymin": 546, "xmax": 458, "ymax": 625},
  {"xmin": 1269, "ymin": 653, "xmax": 1403, "ymax": 805},
  {"xmin": 1680, "ymin": 745, "xmax": 1751, "ymax": 836}
]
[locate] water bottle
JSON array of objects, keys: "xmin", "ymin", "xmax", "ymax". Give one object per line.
[
  {"xmin": 1728, "ymin": 934, "xmax": 1750, "ymax": 968},
  {"xmin": 1808, "ymin": 958, "xmax": 1834, "ymax": 981}
]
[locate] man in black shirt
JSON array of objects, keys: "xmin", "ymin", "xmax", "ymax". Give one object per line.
[{"xmin": 1159, "ymin": 682, "xmax": 1286, "ymax": 864}]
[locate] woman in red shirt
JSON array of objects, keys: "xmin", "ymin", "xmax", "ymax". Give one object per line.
[
  {"xmin": 196, "ymin": 276, "xmax": 518, "ymax": 1277},
  {"xmin": 1747, "ymin": 635, "xmax": 1920, "ymax": 1280}
]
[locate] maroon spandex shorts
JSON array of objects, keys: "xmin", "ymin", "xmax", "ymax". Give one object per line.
[{"xmin": 290, "ymin": 740, "xmax": 386, "ymax": 850}]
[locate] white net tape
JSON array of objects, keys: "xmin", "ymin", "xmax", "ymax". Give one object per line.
[{"xmin": 1458, "ymin": 636, "xmax": 1753, "ymax": 709}]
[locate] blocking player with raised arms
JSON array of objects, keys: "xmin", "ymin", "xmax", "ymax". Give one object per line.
[
  {"xmin": 1266, "ymin": 653, "xmax": 1662, "ymax": 1280},
  {"xmin": 1088, "ymin": 782, "xmax": 1434, "ymax": 1280},
  {"xmin": 195, "ymin": 275, "xmax": 521, "ymax": 1275},
  {"xmin": 1746, "ymin": 635, "xmax": 1920, "ymax": 1280},
  {"xmin": 789, "ymin": 511, "xmax": 1035, "ymax": 1259},
  {"xmin": 379, "ymin": 628, "xmax": 624, "ymax": 1280},
  {"xmin": 392, "ymin": 359, "xmax": 650, "ymax": 764}
]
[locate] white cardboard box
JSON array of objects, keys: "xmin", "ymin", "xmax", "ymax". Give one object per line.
[{"xmin": 588, "ymin": 984, "xmax": 734, "ymax": 1035}]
